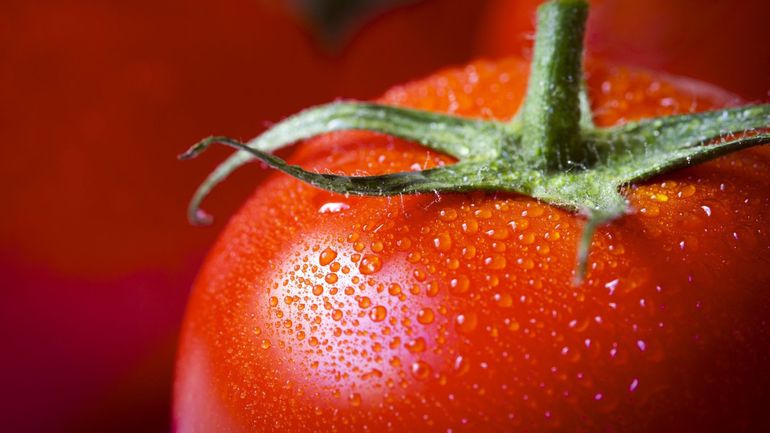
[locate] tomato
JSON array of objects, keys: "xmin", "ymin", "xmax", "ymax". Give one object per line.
[
  {"xmin": 476, "ymin": 0, "xmax": 770, "ymax": 101},
  {"xmin": 174, "ymin": 55, "xmax": 770, "ymax": 431}
]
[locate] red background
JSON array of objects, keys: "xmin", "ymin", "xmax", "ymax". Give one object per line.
[{"xmin": 1, "ymin": 0, "xmax": 767, "ymax": 431}]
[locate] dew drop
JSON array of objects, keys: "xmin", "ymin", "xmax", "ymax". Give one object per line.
[
  {"xmin": 439, "ymin": 208, "xmax": 458, "ymax": 221},
  {"xmin": 461, "ymin": 219, "xmax": 478, "ymax": 234},
  {"xmin": 474, "ymin": 208, "xmax": 492, "ymax": 219},
  {"xmin": 319, "ymin": 202, "xmax": 350, "ymax": 213},
  {"xmin": 319, "ymin": 248, "xmax": 337, "ymax": 266},
  {"xmin": 370, "ymin": 305, "xmax": 387, "ymax": 322},
  {"xmin": 359, "ymin": 255, "xmax": 382, "ymax": 275},
  {"xmin": 453, "ymin": 355, "xmax": 470, "ymax": 376},
  {"xmin": 406, "ymin": 337, "xmax": 426, "ymax": 353},
  {"xmin": 518, "ymin": 232, "xmax": 535, "ymax": 245},
  {"xmin": 484, "ymin": 254, "xmax": 506, "ymax": 270},
  {"xmin": 417, "ymin": 308, "xmax": 435, "ymax": 325},
  {"xmin": 629, "ymin": 378, "xmax": 639, "ymax": 392},
  {"xmin": 678, "ymin": 184, "xmax": 696, "ymax": 198},
  {"xmin": 640, "ymin": 205, "xmax": 660, "ymax": 217},
  {"xmin": 455, "ymin": 312, "xmax": 479, "ymax": 334},
  {"xmin": 358, "ymin": 296, "xmax": 372, "ymax": 309},
  {"xmin": 493, "ymin": 292, "xmax": 513, "ymax": 307},
  {"xmin": 411, "ymin": 360, "xmax": 432, "ymax": 380},
  {"xmin": 433, "ymin": 232, "xmax": 453, "ymax": 252},
  {"xmin": 450, "ymin": 275, "xmax": 470, "ymax": 294}
]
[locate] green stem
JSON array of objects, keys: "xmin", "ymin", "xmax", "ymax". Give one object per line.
[{"xmin": 517, "ymin": 0, "xmax": 588, "ymax": 170}]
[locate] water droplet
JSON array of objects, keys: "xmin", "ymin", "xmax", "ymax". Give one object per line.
[
  {"xmin": 455, "ymin": 312, "xmax": 478, "ymax": 334},
  {"xmin": 678, "ymin": 184, "xmax": 696, "ymax": 198},
  {"xmin": 493, "ymin": 292, "xmax": 513, "ymax": 307},
  {"xmin": 332, "ymin": 309, "xmax": 343, "ymax": 321},
  {"xmin": 629, "ymin": 378, "xmax": 639, "ymax": 392},
  {"xmin": 312, "ymin": 285, "xmax": 324, "ymax": 296},
  {"xmin": 325, "ymin": 273, "xmax": 338, "ymax": 284},
  {"xmin": 359, "ymin": 255, "xmax": 382, "ymax": 274},
  {"xmin": 449, "ymin": 275, "xmax": 470, "ymax": 294},
  {"xmin": 319, "ymin": 202, "xmax": 350, "ymax": 213},
  {"xmin": 406, "ymin": 337, "xmax": 426, "ymax": 353},
  {"xmin": 433, "ymin": 232, "xmax": 453, "ymax": 252},
  {"xmin": 484, "ymin": 254, "xmax": 506, "ymax": 270},
  {"xmin": 439, "ymin": 208, "xmax": 458, "ymax": 221},
  {"xmin": 640, "ymin": 205, "xmax": 660, "ymax": 217},
  {"xmin": 260, "ymin": 339, "xmax": 272, "ymax": 350},
  {"xmin": 370, "ymin": 305, "xmax": 387, "ymax": 322},
  {"xmin": 358, "ymin": 296, "xmax": 372, "ymax": 309},
  {"xmin": 396, "ymin": 237, "xmax": 412, "ymax": 250},
  {"xmin": 461, "ymin": 219, "xmax": 478, "ymax": 234},
  {"xmin": 319, "ymin": 248, "xmax": 337, "ymax": 266},
  {"xmin": 518, "ymin": 232, "xmax": 535, "ymax": 244},
  {"xmin": 486, "ymin": 227, "xmax": 510, "ymax": 240},
  {"xmin": 411, "ymin": 360, "xmax": 432, "ymax": 380},
  {"xmin": 388, "ymin": 283, "xmax": 402, "ymax": 296},
  {"xmin": 417, "ymin": 308, "xmax": 435, "ymax": 325},
  {"xmin": 371, "ymin": 241, "xmax": 384, "ymax": 253},
  {"xmin": 474, "ymin": 208, "xmax": 492, "ymax": 219},
  {"xmin": 453, "ymin": 355, "xmax": 470, "ymax": 376},
  {"xmin": 269, "ymin": 296, "xmax": 279, "ymax": 307}
]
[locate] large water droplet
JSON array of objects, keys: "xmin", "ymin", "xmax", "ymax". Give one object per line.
[
  {"xmin": 370, "ymin": 305, "xmax": 387, "ymax": 322},
  {"xmin": 359, "ymin": 255, "xmax": 382, "ymax": 274},
  {"xmin": 319, "ymin": 247, "xmax": 337, "ymax": 266}
]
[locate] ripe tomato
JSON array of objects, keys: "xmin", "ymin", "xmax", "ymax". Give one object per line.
[{"xmin": 175, "ymin": 57, "xmax": 770, "ymax": 432}]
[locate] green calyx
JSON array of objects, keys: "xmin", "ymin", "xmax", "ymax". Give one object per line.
[{"xmin": 181, "ymin": 0, "xmax": 770, "ymax": 283}]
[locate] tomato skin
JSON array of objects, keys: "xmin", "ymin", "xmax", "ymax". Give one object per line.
[{"xmin": 175, "ymin": 58, "xmax": 770, "ymax": 432}]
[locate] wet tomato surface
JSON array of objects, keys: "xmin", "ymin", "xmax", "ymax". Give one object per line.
[{"xmin": 175, "ymin": 58, "xmax": 770, "ymax": 432}]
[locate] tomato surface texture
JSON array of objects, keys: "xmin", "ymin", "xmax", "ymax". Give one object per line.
[{"xmin": 174, "ymin": 58, "xmax": 770, "ymax": 432}]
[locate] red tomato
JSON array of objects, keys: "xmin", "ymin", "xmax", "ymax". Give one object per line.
[
  {"xmin": 476, "ymin": 0, "xmax": 770, "ymax": 101},
  {"xmin": 175, "ymin": 57, "xmax": 770, "ymax": 431}
]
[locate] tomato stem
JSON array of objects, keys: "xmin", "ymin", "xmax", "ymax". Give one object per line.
[{"xmin": 517, "ymin": 0, "xmax": 588, "ymax": 171}]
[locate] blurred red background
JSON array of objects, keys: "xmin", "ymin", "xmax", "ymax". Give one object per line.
[{"xmin": 1, "ymin": 0, "xmax": 767, "ymax": 431}]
